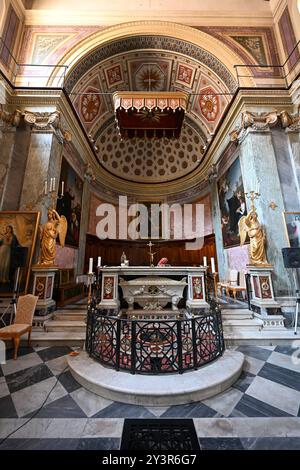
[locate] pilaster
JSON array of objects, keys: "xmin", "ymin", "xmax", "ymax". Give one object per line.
[{"xmin": 232, "ymin": 111, "xmax": 294, "ymax": 296}]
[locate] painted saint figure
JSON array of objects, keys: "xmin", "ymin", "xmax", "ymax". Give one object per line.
[
  {"xmin": 238, "ymin": 210, "xmax": 268, "ymax": 265},
  {"xmin": 39, "ymin": 209, "xmax": 67, "ymax": 266},
  {"xmin": 0, "ymin": 225, "xmax": 20, "ymax": 284}
]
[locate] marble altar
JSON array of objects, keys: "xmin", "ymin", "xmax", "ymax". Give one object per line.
[{"xmin": 98, "ymin": 266, "xmax": 209, "ymax": 310}]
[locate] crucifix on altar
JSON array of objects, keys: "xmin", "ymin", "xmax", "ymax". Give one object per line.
[{"xmin": 147, "ymin": 241, "xmax": 157, "ymax": 267}]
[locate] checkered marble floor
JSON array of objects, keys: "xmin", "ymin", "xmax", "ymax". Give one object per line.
[{"xmin": 0, "ymin": 344, "xmax": 300, "ymax": 450}]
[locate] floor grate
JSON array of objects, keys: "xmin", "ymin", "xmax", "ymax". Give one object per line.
[{"xmin": 120, "ymin": 419, "xmax": 200, "ymax": 451}]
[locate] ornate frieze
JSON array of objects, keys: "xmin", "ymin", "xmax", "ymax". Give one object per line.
[
  {"xmin": 23, "ymin": 110, "xmax": 72, "ymax": 144},
  {"xmin": 230, "ymin": 108, "xmax": 300, "ymax": 143}
]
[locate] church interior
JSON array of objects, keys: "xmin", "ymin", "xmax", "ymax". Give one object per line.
[{"xmin": 0, "ymin": 0, "xmax": 300, "ymax": 453}]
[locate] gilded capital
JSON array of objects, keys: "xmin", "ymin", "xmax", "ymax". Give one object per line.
[
  {"xmin": 23, "ymin": 110, "xmax": 72, "ymax": 143},
  {"xmin": 0, "ymin": 105, "xmax": 22, "ymax": 131},
  {"xmin": 230, "ymin": 110, "xmax": 279, "ymax": 143},
  {"xmin": 279, "ymin": 107, "xmax": 300, "ymax": 131}
]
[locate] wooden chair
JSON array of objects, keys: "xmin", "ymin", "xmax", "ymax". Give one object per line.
[
  {"xmin": 0, "ymin": 294, "xmax": 38, "ymax": 360},
  {"xmin": 227, "ymin": 271, "xmax": 247, "ymax": 301},
  {"xmin": 217, "ymin": 269, "xmax": 238, "ymax": 298}
]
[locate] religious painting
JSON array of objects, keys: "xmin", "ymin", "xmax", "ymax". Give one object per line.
[
  {"xmin": 56, "ymin": 157, "xmax": 83, "ymax": 247},
  {"xmin": 217, "ymin": 158, "xmax": 247, "ymax": 248},
  {"xmin": 282, "ymin": 212, "xmax": 300, "ymax": 248},
  {"xmin": 0, "ymin": 211, "xmax": 40, "ymax": 296}
]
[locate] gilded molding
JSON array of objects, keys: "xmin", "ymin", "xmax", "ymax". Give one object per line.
[{"xmin": 23, "ymin": 110, "xmax": 72, "ymax": 143}]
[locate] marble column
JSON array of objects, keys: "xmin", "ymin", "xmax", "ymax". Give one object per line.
[
  {"xmin": 19, "ymin": 130, "xmax": 63, "ymax": 220},
  {"xmin": 210, "ymin": 180, "xmax": 228, "ymax": 281},
  {"xmin": 238, "ymin": 127, "xmax": 293, "ymax": 296},
  {"xmin": 77, "ymin": 181, "xmax": 90, "ymax": 275},
  {"xmin": 0, "ymin": 127, "xmax": 16, "ymax": 209},
  {"xmin": 18, "ymin": 110, "xmax": 71, "ymax": 265},
  {"xmin": 285, "ymin": 128, "xmax": 300, "ymax": 206},
  {"xmin": 0, "ymin": 109, "xmax": 25, "ymax": 210}
]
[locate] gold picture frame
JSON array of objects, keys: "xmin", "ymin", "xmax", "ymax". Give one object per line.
[
  {"xmin": 282, "ymin": 211, "xmax": 300, "ymax": 248},
  {"xmin": 0, "ymin": 211, "xmax": 40, "ymax": 296}
]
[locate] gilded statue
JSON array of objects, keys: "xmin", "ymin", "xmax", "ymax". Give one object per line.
[
  {"xmin": 238, "ymin": 210, "xmax": 268, "ymax": 265},
  {"xmin": 38, "ymin": 209, "xmax": 67, "ymax": 266}
]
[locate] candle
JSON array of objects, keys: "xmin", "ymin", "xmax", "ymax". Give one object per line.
[
  {"xmin": 203, "ymin": 256, "xmax": 207, "ymax": 267},
  {"xmin": 97, "ymin": 256, "xmax": 101, "ymax": 267},
  {"xmin": 44, "ymin": 180, "xmax": 47, "ymax": 195},
  {"xmin": 49, "ymin": 178, "xmax": 53, "ymax": 192},
  {"xmin": 61, "ymin": 181, "xmax": 64, "ymax": 196},
  {"xmin": 211, "ymin": 257, "xmax": 216, "ymax": 274},
  {"xmin": 53, "ymin": 177, "xmax": 56, "ymax": 191},
  {"xmin": 88, "ymin": 257, "xmax": 93, "ymax": 274}
]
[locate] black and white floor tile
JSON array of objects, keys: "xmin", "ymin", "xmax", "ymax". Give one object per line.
[{"xmin": 0, "ymin": 344, "xmax": 300, "ymax": 450}]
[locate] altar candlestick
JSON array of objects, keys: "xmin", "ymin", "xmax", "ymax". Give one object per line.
[
  {"xmin": 89, "ymin": 257, "xmax": 93, "ymax": 274},
  {"xmin": 203, "ymin": 256, "xmax": 207, "ymax": 267},
  {"xmin": 211, "ymin": 257, "xmax": 216, "ymax": 273},
  {"xmin": 97, "ymin": 256, "xmax": 101, "ymax": 267},
  {"xmin": 61, "ymin": 181, "xmax": 64, "ymax": 196}
]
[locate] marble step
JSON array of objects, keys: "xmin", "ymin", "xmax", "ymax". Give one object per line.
[
  {"xmin": 44, "ymin": 320, "xmax": 86, "ymax": 332},
  {"xmin": 223, "ymin": 318, "xmax": 263, "ymax": 332},
  {"xmin": 54, "ymin": 312, "xmax": 86, "ymax": 321},
  {"xmin": 22, "ymin": 330, "xmax": 85, "ymax": 347},
  {"xmin": 221, "ymin": 309, "xmax": 253, "ymax": 320}
]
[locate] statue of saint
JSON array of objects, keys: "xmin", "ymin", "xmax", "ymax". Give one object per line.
[
  {"xmin": 238, "ymin": 210, "xmax": 268, "ymax": 265},
  {"xmin": 38, "ymin": 209, "xmax": 67, "ymax": 266}
]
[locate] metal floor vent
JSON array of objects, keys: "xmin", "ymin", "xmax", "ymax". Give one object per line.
[{"xmin": 120, "ymin": 419, "xmax": 200, "ymax": 451}]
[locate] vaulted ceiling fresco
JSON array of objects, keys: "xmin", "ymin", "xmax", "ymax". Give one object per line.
[{"xmin": 66, "ymin": 36, "xmax": 233, "ymax": 186}]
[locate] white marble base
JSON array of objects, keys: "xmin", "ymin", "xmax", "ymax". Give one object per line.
[
  {"xmin": 253, "ymin": 312, "xmax": 286, "ymax": 331},
  {"xmin": 67, "ymin": 350, "xmax": 244, "ymax": 406},
  {"xmin": 186, "ymin": 300, "xmax": 210, "ymax": 309},
  {"xmin": 251, "ymin": 299, "xmax": 280, "ymax": 310}
]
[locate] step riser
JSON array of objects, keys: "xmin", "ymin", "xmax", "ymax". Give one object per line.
[
  {"xmin": 45, "ymin": 326, "xmax": 85, "ymax": 332},
  {"xmin": 222, "ymin": 315, "xmax": 253, "ymax": 320},
  {"xmin": 54, "ymin": 315, "xmax": 86, "ymax": 321}
]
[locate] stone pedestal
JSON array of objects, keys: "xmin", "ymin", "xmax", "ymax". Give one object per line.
[
  {"xmin": 248, "ymin": 264, "xmax": 285, "ymax": 330},
  {"xmin": 32, "ymin": 266, "xmax": 58, "ymax": 318}
]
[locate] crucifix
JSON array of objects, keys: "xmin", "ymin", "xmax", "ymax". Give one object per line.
[{"xmin": 147, "ymin": 240, "xmax": 156, "ymax": 267}]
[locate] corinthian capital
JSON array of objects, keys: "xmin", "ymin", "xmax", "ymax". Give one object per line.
[
  {"xmin": 0, "ymin": 105, "xmax": 22, "ymax": 131},
  {"xmin": 23, "ymin": 110, "xmax": 72, "ymax": 143},
  {"xmin": 230, "ymin": 110, "xmax": 279, "ymax": 142},
  {"xmin": 279, "ymin": 107, "xmax": 300, "ymax": 131}
]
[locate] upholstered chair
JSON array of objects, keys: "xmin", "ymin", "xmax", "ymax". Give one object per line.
[{"xmin": 0, "ymin": 294, "xmax": 38, "ymax": 360}]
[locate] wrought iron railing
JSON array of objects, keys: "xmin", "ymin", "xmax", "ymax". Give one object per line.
[{"xmin": 86, "ymin": 305, "xmax": 225, "ymax": 375}]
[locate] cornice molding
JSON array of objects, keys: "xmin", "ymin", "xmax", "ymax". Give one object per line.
[{"xmin": 24, "ymin": 10, "xmax": 274, "ymax": 27}]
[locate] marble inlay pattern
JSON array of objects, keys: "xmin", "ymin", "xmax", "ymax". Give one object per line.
[{"xmin": 0, "ymin": 322, "xmax": 299, "ymax": 450}]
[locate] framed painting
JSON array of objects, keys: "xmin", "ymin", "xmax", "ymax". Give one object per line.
[
  {"xmin": 56, "ymin": 157, "xmax": 83, "ymax": 247},
  {"xmin": 282, "ymin": 211, "xmax": 300, "ymax": 247},
  {"xmin": 217, "ymin": 158, "xmax": 247, "ymax": 248},
  {"xmin": 0, "ymin": 211, "xmax": 40, "ymax": 296}
]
